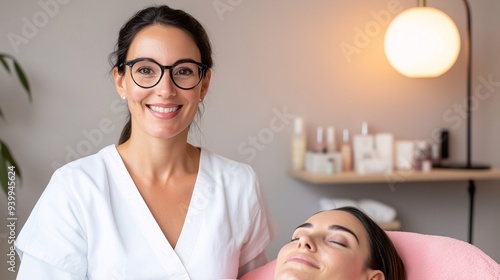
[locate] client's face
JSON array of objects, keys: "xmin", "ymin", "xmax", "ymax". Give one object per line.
[{"xmin": 274, "ymin": 210, "xmax": 379, "ymax": 280}]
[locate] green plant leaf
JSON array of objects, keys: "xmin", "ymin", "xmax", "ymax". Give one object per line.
[
  {"xmin": 0, "ymin": 154, "xmax": 8, "ymax": 195},
  {"xmin": 0, "ymin": 54, "xmax": 11, "ymax": 74},
  {"xmin": 0, "ymin": 140, "xmax": 22, "ymax": 196},
  {"xmin": 0, "ymin": 53, "xmax": 29, "ymax": 197},
  {"xmin": 1, "ymin": 53, "xmax": 32, "ymax": 102},
  {"xmin": 0, "ymin": 140, "xmax": 22, "ymax": 178},
  {"xmin": 0, "ymin": 54, "xmax": 12, "ymax": 118},
  {"xmin": 0, "ymin": 154, "xmax": 9, "ymax": 196},
  {"xmin": 14, "ymin": 60, "xmax": 32, "ymax": 101}
]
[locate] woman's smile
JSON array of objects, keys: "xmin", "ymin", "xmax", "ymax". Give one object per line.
[
  {"xmin": 147, "ymin": 104, "xmax": 182, "ymax": 119},
  {"xmin": 286, "ymin": 254, "xmax": 320, "ymax": 269}
]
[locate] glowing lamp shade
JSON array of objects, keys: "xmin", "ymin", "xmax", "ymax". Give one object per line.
[{"xmin": 384, "ymin": 7, "xmax": 461, "ymax": 77}]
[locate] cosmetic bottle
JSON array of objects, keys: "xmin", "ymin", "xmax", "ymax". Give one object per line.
[
  {"xmin": 396, "ymin": 140, "xmax": 414, "ymax": 171},
  {"xmin": 374, "ymin": 133, "xmax": 394, "ymax": 173},
  {"xmin": 325, "ymin": 158, "xmax": 335, "ymax": 174},
  {"xmin": 291, "ymin": 117, "xmax": 306, "ymax": 171},
  {"xmin": 431, "ymin": 142, "xmax": 441, "ymax": 166},
  {"xmin": 353, "ymin": 121, "xmax": 374, "ymax": 174},
  {"xmin": 340, "ymin": 129, "xmax": 352, "ymax": 172},
  {"xmin": 326, "ymin": 126, "xmax": 336, "ymax": 153},
  {"xmin": 413, "ymin": 140, "xmax": 432, "ymax": 171},
  {"xmin": 314, "ymin": 126, "xmax": 326, "ymax": 153}
]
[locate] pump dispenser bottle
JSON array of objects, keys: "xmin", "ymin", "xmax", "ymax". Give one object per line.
[
  {"xmin": 340, "ymin": 129, "xmax": 352, "ymax": 172},
  {"xmin": 326, "ymin": 126, "xmax": 336, "ymax": 153},
  {"xmin": 314, "ymin": 127, "xmax": 326, "ymax": 153},
  {"xmin": 291, "ymin": 117, "xmax": 306, "ymax": 170},
  {"xmin": 353, "ymin": 121, "xmax": 374, "ymax": 174}
]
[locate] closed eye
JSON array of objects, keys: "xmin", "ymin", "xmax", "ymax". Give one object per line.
[{"xmin": 329, "ymin": 240, "xmax": 347, "ymax": 247}]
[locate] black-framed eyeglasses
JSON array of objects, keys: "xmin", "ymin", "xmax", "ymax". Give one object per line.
[{"xmin": 120, "ymin": 58, "xmax": 208, "ymax": 90}]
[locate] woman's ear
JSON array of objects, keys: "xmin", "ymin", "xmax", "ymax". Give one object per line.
[
  {"xmin": 112, "ymin": 67, "xmax": 127, "ymax": 98},
  {"xmin": 367, "ymin": 270, "xmax": 385, "ymax": 280},
  {"xmin": 199, "ymin": 69, "xmax": 211, "ymax": 101}
]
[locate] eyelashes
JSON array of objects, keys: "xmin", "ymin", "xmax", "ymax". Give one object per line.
[
  {"xmin": 290, "ymin": 237, "xmax": 348, "ymax": 247},
  {"xmin": 330, "ymin": 241, "xmax": 347, "ymax": 247}
]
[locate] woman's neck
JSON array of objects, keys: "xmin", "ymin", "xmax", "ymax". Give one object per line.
[{"xmin": 117, "ymin": 131, "xmax": 200, "ymax": 183}]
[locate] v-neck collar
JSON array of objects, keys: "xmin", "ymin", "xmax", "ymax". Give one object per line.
[
  {"xmin": 104, "ymin": 145, "xmax": 213, "ymax": 279},
  {"xmin": 175, "ymin": 147, "xmax": 214, "ymax": 266}
]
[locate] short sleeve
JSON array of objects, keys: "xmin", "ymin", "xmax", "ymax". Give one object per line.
[
  {"xmin": 17, "ymin": 253, "xmax": 86, "ymax": 280},
  {"xmin": 238, "ymin": 174, "xmax": 277, "ymax": 268},
  {"xmin": 16, "ymin": 170, "xmax": 88, "ymax": 276}
]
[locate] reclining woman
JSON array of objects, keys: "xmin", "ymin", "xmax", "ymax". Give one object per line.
[{"xmin": 273, "ymin": 206, "xmax": 406, "ymax": 280}]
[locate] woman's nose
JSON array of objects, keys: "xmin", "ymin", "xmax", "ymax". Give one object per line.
[
  {"xmin": 297, "ymin": 236, "xmax": 316, "ymax": 252},
  {"xmin": 156, "ymin": 72, "xmax": 176, "ymax": 97}
]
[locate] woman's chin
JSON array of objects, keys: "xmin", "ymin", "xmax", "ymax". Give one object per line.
[{"xmin": 274, "ymin": 268, "xmax": 315, "ymax": 280}]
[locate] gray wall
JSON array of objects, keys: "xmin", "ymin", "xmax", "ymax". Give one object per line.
[{"xmin": 1, "ymin": 0, "xmax": 499, "ymax": 278}]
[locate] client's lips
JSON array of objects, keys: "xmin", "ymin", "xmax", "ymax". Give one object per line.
[{"xmin": 286, "ymin": 254, "xmax": 319, "ymax": 269}]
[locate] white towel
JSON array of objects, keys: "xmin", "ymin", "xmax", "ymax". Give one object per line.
[
  {"xmin": 318, "ymin": 198, "xmax": 396, "ymax": 223},
  {"xmin": 358, "ymin": 199, "xmax": 396, "ymax": 223}
]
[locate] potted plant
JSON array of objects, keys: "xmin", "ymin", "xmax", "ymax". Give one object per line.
[{"xmin": 0, "ymin": 53, "xmax": 31, "ymax": 196}]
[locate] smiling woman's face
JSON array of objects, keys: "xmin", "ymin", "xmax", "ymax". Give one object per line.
[
  {"xmin": 274, "ymin": 210, "xmax": 383, "ymax": 280},
  {"xmin": 113, "ymin": 24, "xmax": 210, "ymax": 142}
]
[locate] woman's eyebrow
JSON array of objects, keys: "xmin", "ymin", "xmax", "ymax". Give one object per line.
[
  {"xmin": 295, "ymin": 222, "xmax": 313, "ymax": 230},
  {"xmin": 328, "ymin": 225, "xmax": 359, "ymax": 244}
]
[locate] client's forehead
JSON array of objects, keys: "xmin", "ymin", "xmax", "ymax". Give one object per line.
[{"xmin": 306, "ymin": 210, "xmax": 366, "ymax": 237}]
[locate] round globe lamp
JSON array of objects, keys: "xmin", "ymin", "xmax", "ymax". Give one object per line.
[{"xmin": 384, "ymin": 7, "xmax": 461, "ymax": 77}]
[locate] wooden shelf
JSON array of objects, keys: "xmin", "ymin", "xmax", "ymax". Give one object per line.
[{"xmin": 289, "ymin": 168, "xmax": 500, "ymax": 184}]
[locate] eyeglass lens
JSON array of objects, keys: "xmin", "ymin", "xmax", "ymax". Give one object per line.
[{"xmin": 130, "ymin": 60, "xmax": 203, "ymax": 89}]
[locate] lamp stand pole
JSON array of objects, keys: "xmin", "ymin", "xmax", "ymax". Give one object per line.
[
  {"xmin": 464, "ymin": 0, "xmax": 475, "ymax": 245},
  {"xmin": 434, "ymin": 0, "xmax": 489, "ymax": 244},
  {"xmin": 468, "ymin": 180, "xmax": 475, "ymax": 243}
]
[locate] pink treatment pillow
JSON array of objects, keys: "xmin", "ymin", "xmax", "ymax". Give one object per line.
[
  {"xmin": 240, "ymin": 259, "xmax": 276, "ymax": 280},
  {"xmin": 240, "ymin": 231, "xmax": 500, "ymax": 280}
]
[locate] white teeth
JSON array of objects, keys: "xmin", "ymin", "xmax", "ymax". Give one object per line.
[{"xmin": 149, "ymin": 105, "xmax": 179, "ymax": 113}]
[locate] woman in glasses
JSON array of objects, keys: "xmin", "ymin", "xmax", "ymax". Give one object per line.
[
  {"xmin": 274, "ymin": 206, "xmax": 406, "ymax": 280},
  {"xmin": 16, "ymin": 5, "xmax": 275, "ymax": 279}
]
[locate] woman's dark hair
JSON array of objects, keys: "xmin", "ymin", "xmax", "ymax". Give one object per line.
[
  {"xmin": 333, "ymin": 206, "xmax": 407, "ymax": 280},
  {"xmin": 109, "ymin": 5, "xmax": 213, "ymax": 144}
]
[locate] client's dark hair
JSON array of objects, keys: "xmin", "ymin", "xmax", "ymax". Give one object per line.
[{"xmin": 333, "ymin": 206, "xmax": 407, "ymax": 280}]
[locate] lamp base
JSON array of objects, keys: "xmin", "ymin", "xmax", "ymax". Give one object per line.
[{"xmin": 433, "ymin": 162, "xmax": 491, "ymax": 170}]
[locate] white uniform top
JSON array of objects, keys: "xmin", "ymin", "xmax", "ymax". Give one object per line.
[{"xmin": 16, "ymin": 145, "xmax": 275, "ymax": 279}]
